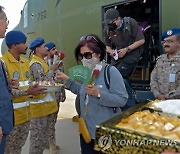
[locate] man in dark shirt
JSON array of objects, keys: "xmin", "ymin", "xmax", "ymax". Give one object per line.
[
  {"xmin": 0, "ymin": 5, "xmax": 14, "ymax": 154},
  {"xmin": 104, "ymin": 8, "xmax": 145, "ymax": 78}
]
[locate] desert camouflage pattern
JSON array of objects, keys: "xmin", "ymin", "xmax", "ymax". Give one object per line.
[
  {"xmin": 48, "ymin": 85, "xmax": 65, "ymax": 148},
  {"xmin": 150, "ymin": 52, "xmax": 180, "ymax": 98},
  {"xmin": 46, "ymin": 113, "xmax": 57, "ymax": 147},
  {"xmin": 30, "ymin": 62, "xmax": 54, "ymax": 81},
  {"xmin": 29, "ymin": 116, "xmax": 49, "ymax": 154},
  {"xmin": 29, "ymin": 62, "xmax": 60, "ymax": 153},
  {"xmin": 4, "ymin": 122, "xmax": 30, "ymax": 154}
]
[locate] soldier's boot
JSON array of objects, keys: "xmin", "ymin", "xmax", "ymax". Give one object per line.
[{"xmin": 50, "ymin": 145, "xmax": 60, "ymax": 154}]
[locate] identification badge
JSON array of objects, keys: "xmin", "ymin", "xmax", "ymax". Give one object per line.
[{"xmin": 169, "ymin": 73, "xmax": 176, "ymax": 82}]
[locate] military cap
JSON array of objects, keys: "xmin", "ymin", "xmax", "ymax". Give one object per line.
[
  {"xmin": 29, "ymin": 38, "xmax": 45, "ymax": 51},
  {"xmin": 5, "ymin": 30, "xmax": 27, "ymax": 45},
  {"xmin": 103, "ymin": 8, "xmax": 119, "ymax": 24},
  {"xmin": 162, "ymin": 28, "xmax": 180, "ymax": 40},
  {"xmin": 45, "ymin": 42, "xmax": 56, "ymax": 51}
]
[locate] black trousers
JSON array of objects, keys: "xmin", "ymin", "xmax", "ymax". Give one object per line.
[
  {"xmin": 115, "ymin": 60, "xmax": 137, "ymax": 79},
  {"xmin": 80, "ymin": 135, "xmax": 101, "ymax": 154}
]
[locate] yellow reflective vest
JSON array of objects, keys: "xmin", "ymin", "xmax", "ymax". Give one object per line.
[
  {"xmin": 29, "ymin": 55, "xmax": 58, "ymax": 118},
  {"xmin": 1, "ymin": 51, "xmax": 31, "ymax": 125}
]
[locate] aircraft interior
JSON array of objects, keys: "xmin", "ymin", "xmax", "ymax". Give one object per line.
[{"xmin": 102, "ymin": 0, "xmax": 160, "ymax": 91}]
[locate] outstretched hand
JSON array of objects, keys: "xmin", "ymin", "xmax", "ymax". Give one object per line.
[
  {"xmin": 54, "ymin": 72, "xmax": 69, "ymax": 82},
  {"xmin": 9, "ymin": 78, "xmax": 19, "ymax": 89},
  {"xmin": 27, "ymin": 83, "xmax": 46, "ymax": 96},
  {"xmin": 157, "ymin": 93, "xmax": 169, "ymax": 100}
]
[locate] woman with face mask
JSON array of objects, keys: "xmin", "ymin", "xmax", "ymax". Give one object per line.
[{"xmin": 55, "ymin": 34, "xmax": 128, "ymax": 154}]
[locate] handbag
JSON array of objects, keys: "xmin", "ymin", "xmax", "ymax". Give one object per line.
[{"xmin": 78, "ymin": 117, "xmax": 91, "ymax": 143}]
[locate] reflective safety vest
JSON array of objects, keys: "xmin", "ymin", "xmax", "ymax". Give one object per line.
[
  {"xmin": 29, "ymin": 55, "xmax": 58, "ymax": 118},
  {"xmin": 1, "ymin": 51, "xmax": 31, "ymax": 125}
]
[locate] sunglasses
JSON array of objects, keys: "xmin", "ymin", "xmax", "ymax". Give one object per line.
[
  {"xmin": 80, "ymin": 35, "xmax": 98, "ymax": 43},
  {"xmin": 109, "ymin": 18, "xmax": 117, "ymax": 24},
  {"xmin": 78, "ymin": 52, "xmax": 93, "ymax": 60}
]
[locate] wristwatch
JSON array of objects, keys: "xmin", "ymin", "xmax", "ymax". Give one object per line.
[
  {"xmin": 97, "ymin": 93, "xmax": 101, "ymax": 98},
  {"xmin": 126, "ymin": 46, "xmax": 131, "ymax": 53}
]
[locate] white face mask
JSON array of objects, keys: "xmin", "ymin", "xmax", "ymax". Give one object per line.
[{"xmin": 81, "ymin": 57, "xmax": 100, "ymax": 70}]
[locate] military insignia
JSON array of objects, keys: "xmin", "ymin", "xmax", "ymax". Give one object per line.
[
  {"xmin": 13, "ymin": 71, "xmax": 20, "ymax": 79},
  {"xmin": 26, "ymin": 71, "xmax": 30, "ymax": 78},
  {"xmin": 167, "ymin": 30, "xmax": 173, "ymax": 36}
]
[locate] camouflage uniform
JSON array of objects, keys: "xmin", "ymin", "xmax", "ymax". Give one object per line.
[
  {"xmin": 29, "ymin": 62, "xmax": 58, "ymax": 154},
  {"xmin": 5, "ymin": 122, "xmax": 30, "ymax": 154},
  {"xmin": 46, "ymin": 60, "xmax": 66, "ymax": 149},
  {"xmin": 4, "ymin": 89, "xmax": 30, "ymax": 154},
  {"xmin": 3, "ymin": 66, "xmax": 30, "ymax": 154},
  {"xmin": 150, "ymin": 51, "xmax": 180, "ymax": 99}
]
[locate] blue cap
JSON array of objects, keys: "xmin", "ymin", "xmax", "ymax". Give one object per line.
[
  {"xmin": 45, "ymin": 42, "xmax": 56, "ymax": 51},
  {"xmin": 162, "ymin": 28, "xmax": 180, "ymax": 40},
  {"xmin": 29, "ymin": 38, "xmax": 45, "ymax": 51},
  {"xmin": 5, "ymin": 30, "xmax": 27, "ymax": 45}
]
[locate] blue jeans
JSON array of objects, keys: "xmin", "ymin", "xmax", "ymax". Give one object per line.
[{"xmin": 0, "ymin": 134, "xmax": 6, "ymax": 154}]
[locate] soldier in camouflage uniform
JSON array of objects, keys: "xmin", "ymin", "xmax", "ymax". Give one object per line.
[
  {"xmin": 150, "ymin": 28, "xmax": 180, "ymax": 100},
  {"xmin": 45, "ymin": 42, "xmax": 66, "ymax": 153},
  {"xmin": 45, "ymin": 42, "xmax": 66, "ymax": 105},
  {"xmin": 2, "ymin": 31, "xmax": 45, "ymax": 154},
  {"xmin": 29, "ymin": 38, "xmax": 59, "ymax": 154}
]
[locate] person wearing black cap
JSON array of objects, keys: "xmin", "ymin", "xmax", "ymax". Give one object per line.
[
  {"xmin": 29, "ymin": 38, "xmax": 59, "ymax": 154},
  {"xmin": 1, "ymin": 30, "xmax": 46, "ymax": 154},
  {"xmin": 0, "ymin": 5, "xmax": 14, "ymax": 154},
  {"xmin": 103, "ymin": 8, "xmax": 145, "ymax": 79},
  {"xmin": 150, "ymin": 28, "xmax": 180, "ymax": 100}
]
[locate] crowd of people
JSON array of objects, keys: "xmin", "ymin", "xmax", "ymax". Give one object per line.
[{"xmin": 0, "ymin": 4, "xmax": 180, "ymax": 154}]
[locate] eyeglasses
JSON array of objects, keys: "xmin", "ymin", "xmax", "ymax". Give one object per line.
[
  {"xmin": 6, "ymin": 19, "xmax": 9, "ymax": 26},
  {"xmin": 0, "ymin": 18, "xmax": 9, "ymax": 26},
  {"xmin": 78, "ymin": 52, "xmax": 93, "ymax": 60},
  {"xmin": 161, "ymin": 39, "xmax": 174, "ymax": 45},
  {"xmin": 80, "ymin": 35, "xmax": 98, "ymax": 43}
]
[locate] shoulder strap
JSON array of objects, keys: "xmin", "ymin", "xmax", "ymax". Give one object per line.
[
  {"xmin": 104, "ymin": 64, "xmax": 118, "ymax": 113},
  {"xmin": 123, "ymin": 17, "xmax": 132, "ymax": 36},
  {"xmin": 104, "ymin": 64, "xmax": 111, "ymax": 89}
]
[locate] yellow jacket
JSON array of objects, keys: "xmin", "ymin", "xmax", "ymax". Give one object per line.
[
  {"xmin": 29, "ymin": 55, "xmax": 58, "ymax": 118},
  {"xmin": 1, "ymin": 51, "xmax": 31, "ymax": 125}
]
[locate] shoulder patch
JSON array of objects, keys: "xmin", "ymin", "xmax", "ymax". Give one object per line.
[
  {"xmin": 13, "ymin": 71, "xmax": 20, "ymax": 79},
  {"xmin": 26, "ymin": 71, "xmax": 30, "ymax": 78}
]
